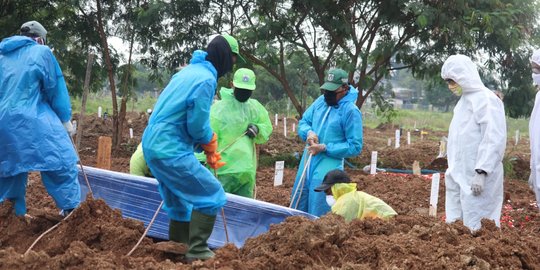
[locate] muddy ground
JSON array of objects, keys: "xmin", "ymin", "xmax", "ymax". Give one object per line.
[{"xmin": 1, "ymin": 113, "xmax": 538, "ymax": 269}]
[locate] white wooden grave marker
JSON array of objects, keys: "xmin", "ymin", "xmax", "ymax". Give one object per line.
[
  {"xmin": 394, "ymin": 129, "xmax": 400, "ymax": 149},
  {"xmin": 370, "ymin": 151, "xmax": 378, "ymax": 175},
  {"xmin": 283, "ymin": 117, "xmax": 287, "ymax": 137},
  {"xmin": 429, "ymin": 173, "xmax": 441, "ymax": 217},
  {"xmin": 274, "ymin": 161, "xmax": 285, "ymax": 186}
]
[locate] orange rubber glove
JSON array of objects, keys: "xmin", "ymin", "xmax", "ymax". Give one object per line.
[
  {"xmin": 206, "ymin": 151, "xmax": 226, "ymax": 169},
  {"xmin": 201, "ymin": 133, "xmax": 218, "ymax": 153},
  {"xmin": 202, "ymin": 133, "xmax": 226, "ymax": 169}
]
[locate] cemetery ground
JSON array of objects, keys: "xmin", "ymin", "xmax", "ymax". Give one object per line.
[{"xmin": 1, "ymin": 111, "xmax": 538, "ymax": 269}]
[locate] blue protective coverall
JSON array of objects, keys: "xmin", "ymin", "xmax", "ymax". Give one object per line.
[
  {"xmin": 0, "ymin": 36, "xmax": 80, "ymax": 215},
  {"xmin": 142, "ymin": 50, "xmax": 226, "ymax": 222},
  {"xmin": 290, "ymin": 86, "xmax": 363, "ymax": 216}
]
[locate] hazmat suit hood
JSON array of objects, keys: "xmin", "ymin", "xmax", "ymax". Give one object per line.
[
  {"xmin": 331, "ymin": 183, "xmax": 357, "ymax": 199},
  {"xmin": 0, "ymin": 36, "xmax": 36, "ymax": 55},
  {"xmin": 441, "ymin": 55, "xmax": 486, "ymax": 94},
  {"xmin": 206, "ymin": 35, "xmax": 233, "ymax": 78},
  {"xmin": 337, "ymin": 85, "xmax": 359, "ymax": 106}
]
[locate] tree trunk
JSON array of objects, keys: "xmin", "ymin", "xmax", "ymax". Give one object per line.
[
  {"xmin": 76, "ymin": 52, "xmax": 95, "ymax": 149},
  {"xmin": 95, "ymin": 0, "xmax": 120, "ymax": 147}
]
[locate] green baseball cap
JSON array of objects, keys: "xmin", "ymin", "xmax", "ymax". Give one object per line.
[
  {"xmin": 222, "ymin": 34, "xmax": 246, "ymax": 63},
  {"xmin": 233, "ymin": 68, "xmax": 256, "ymax": 90},
  {"xmin": 320, "ymin": 68, "xmax": 349, "ymax": 91}
]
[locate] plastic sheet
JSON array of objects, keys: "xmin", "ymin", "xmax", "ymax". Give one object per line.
[{"xmin": 77, "ymin": 166, "xmax": 317, "ymax": 248}]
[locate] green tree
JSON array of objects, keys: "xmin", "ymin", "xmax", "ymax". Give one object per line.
[
  {"xmin": 212, "ymin": 0, "xmax": 539, "ymax": 118},
  {"xmin": 0, "ymin": 1, "xmax": 107, "ymax": 97}
]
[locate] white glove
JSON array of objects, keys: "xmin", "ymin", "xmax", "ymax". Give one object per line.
[
  {"xmin": 63, "ymin": 121, "xmax": 75, "ymax": 136},
  {"xmin": 307, "ymin": 131, "xmax": 319, "ymax": 145},
  {"xmin": 471, "ymin": 173, "xmax": 486, "ymax": 196},
  {"xmin": 308, "ymin": 143, "xmax": 326, "ymax": 156},
  {"xmin": 529, "ymin": 173, "xmax": 535, "ymax": 190}
]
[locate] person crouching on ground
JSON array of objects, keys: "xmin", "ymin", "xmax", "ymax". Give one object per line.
[{"xmin": 314, "ymin": 169, "xmax": 397, "ymax": 222}]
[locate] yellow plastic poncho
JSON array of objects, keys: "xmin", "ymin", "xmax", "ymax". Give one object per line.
[
  {"xmin": 130, "ymin": 143, "xmax": 152, "ymax": 177},
  {"xmin": 331, "ymin": 183, "xmax": 397, "ymax": 222}
]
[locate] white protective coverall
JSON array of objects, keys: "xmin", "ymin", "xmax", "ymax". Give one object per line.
[
  {"xmin": 529, "ymin": 49, "xmax": 540, "ymax": 208},
  {"xmin": 441, "ymin": 55, "xmax": 507, "ymax": 231}
]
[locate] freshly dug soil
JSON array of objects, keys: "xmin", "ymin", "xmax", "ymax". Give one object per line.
[
  {"xmin": 208, "ymin": 214, "xmax": 540, "ymax": 269},
  {"xmin": 1, "ymin": 197, "xmax": 187, "ymax": 269},
  {"xmin": 3, "ymin": 113, "xmax": 539, "ymax": 269}
]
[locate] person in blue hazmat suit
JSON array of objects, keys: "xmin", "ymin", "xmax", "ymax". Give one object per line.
[
  {"xmin": 290, "ymin": 68, "xmax": 363, "ymax": 217},
  {"xmin": 0, "ymin": 21, "xmax": 80, "ymax": 217},
  {"xmin": 141, "ymin": 34, "xmax": 243, "ymax": 261},
  {"xmin": 441, "ymin": 55, "xmax": 507, "ymax": 231}
]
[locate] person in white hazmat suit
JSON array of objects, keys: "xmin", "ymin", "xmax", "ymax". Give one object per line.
[
  {"xmin": 529, "ymin": 49, "xmax": 540, "ymax": 208},
  {"xmin": 441, "ymin": 54, "xmax": 507, "ymax": 231}
]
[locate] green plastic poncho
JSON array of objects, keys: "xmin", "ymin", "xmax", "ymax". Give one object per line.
[
  {"xmin": 331, "ymin": 183, "xmax": 397, "ymax": 222},
  {"xmin": 207, "ymin": 87, "xmax": 272, "ymax": 197},
  {"xmin": 130, "ymin": 143, "xmax": 152, "ymax": 177}
]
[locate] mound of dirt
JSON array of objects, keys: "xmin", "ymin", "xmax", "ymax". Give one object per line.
[
  {"xmin": 254, "ymin": 167, "xmax": 297, "ymax": 206},
  {"xmin": 377, "ymin": 144, "xmax": 440, "ymax": 170},
  {"xmin": 349, "ymin": 172, "xmax": 445, "ymax": 216},
  {"xmin": 0, "ymin": 198, "xmax": 188, "ymax": 269},
  {"xmin": 206, "ymin": 214, "xmax": 540, "ymax": 269}
]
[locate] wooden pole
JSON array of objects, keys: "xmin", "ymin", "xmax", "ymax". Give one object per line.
[
  {"xmin": 96, "ymin": 136, "xmax": 112, "ymax": 170},
  {"xmin": 75, "ymin": 53, "xmax": 95, "ymax": 149}
]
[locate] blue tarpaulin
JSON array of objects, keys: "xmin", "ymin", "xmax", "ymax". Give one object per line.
[{"xmin": 77, "ymin": 166, "xmax": 317, "ymax": 248}]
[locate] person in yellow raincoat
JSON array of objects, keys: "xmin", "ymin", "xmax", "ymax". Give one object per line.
[
  {"xmin": 129, "ymin": 143, "xmax": 153, "ymax": 177},
  {"xmin": 314, "ymin": 169, "xmax": 397, "ymax": 222}
]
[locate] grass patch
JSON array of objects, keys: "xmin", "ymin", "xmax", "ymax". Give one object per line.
[
  {"xmin": 71, "ymin": 93, "xmax": 157, "ymax": 114},
  {"xmin": 362, "ymin": 107, "xmax": 529, "ymax": 136},
  {"xmin": 259, "ymin": 153, "xmax": 300, "ymax": 168}
]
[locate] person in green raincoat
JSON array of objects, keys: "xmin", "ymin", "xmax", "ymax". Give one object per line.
[
  {"xmin": 208, "ymin": 68, "xmax": 272, "ymax": 198},
  {"xmin": 314, "ymin": 169, "xmax": 397, "ymax": 222}
]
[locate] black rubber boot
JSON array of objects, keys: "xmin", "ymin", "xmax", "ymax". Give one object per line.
[
  {"xmin": 185, "ymin": 211, "xmax": 217, "ymax": 261},
  {"xmin": 169, "ymin": 219, "xmax": 190, "ymax": 245}
]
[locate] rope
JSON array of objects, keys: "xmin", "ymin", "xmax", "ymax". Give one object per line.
[
  {"xmin": 126, "ymin": 200, "xmax": 164, "ymax": 256},
  {"xmin": 213, "ymin": 169, "xmax": 230, "ymax": 243},
  {"xmin": 289, "ymin": 152, "xmax": 313, "ymax": 208},
  {"xmin": 69, "ymin": 136, "xmax": 94, "ymax": 198},
  {"xmin": 24, "ymin": 210, "xmax": 75, "ymax": 255}
]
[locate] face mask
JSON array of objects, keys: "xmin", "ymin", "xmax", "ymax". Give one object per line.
[
  {"xmin": 532, "ymin": 74, "xmax": 540, "ymax": 85},
  {"xmin": 448, "ymin": 83, "xmax": 462, "ymax": 96},
  {"xmin": 234, "ymin": 88, "xmax": 252, "ymax": 102},
  {"xmin": 325, "ymin": 195, "xmax": 336, "ymax": 207},
  {"xmin": 324, "ymin": 91, "xmax": 338, "ymax": 106}
]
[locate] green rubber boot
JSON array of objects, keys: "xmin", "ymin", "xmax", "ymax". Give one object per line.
[
  {"xmin": 185, "ymin": 211, "xmax": 217, "ymax": 261},
  {"xmin": 169, "ymin": 219, "xmax": 190, "ymax": 245}
]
